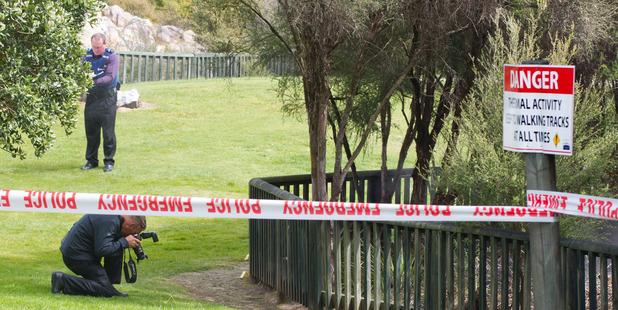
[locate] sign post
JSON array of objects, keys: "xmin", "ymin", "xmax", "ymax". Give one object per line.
[
  {"xmin": 525, "ymin": 153, "xmax": 564, "ymax": 309},
  {"xmin": 504, "ymin": 60, "xmax": 574, "ymax": 309}
]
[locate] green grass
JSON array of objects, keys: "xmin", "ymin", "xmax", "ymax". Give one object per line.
[
  {"xmin": 0, "ymin": 77, "xmax": 410, "ymax": 309},
  {"xmin": 0, "ymin": 213, "xmax": 240, "ymax": 309},
  {"xmin": 2, "ymin": 78, "xmax": 312, "ymax": 198}
]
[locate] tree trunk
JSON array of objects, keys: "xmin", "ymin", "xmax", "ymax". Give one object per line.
[
  {"xmin": 380, "ymin": 104, "xmax": 392, "ymax": 202},
  {"xmin": 411, "ymin": 140, "xmax": 432, "ymax": 204},
  {"xmin": 613, "ymin": 80, "xmax": 618, "ymax": 121},
  {"xmin": 328, "ymin": 100, "xmax": 363, "ymax": 202},
  {"xmin": 302, "ymin": 45, "xmax": 330, "ymax": 202}
]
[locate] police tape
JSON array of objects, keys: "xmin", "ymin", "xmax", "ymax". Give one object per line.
[
  {"xmin": 0, "ymin": 188, "xmax": 616, "ymax": 222},
  {"xmin": 527, "ymin": 190, "xmax": 618, "ymax": 221}
]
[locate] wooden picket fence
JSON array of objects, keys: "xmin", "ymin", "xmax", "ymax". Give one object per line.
[
  {"xmin": 115, "ymin": 51, "xmax": 294, "ymax": 84},
  {"xmin": 249, "ymin": 169, "xmax": 618, "ymax": 309}
]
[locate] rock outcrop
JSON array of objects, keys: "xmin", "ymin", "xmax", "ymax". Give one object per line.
[{"xmin": 81, "ymin": 4, "xmax": 203, "ymax": 53}]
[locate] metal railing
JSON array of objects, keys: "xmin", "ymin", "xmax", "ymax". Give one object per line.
[
  {"xmin": 248, "ymin": 169, "xmax": 618, "ymax": 309},
  {"xmin": 115, "ymin": 51, "xmax": 294, "ymax": 84}
]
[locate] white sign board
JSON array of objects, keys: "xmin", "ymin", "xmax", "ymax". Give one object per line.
[{"xmin": 503, "ymin": 64, "xmax": 575, "ymax": 155}]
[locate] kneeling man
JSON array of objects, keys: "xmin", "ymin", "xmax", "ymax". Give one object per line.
[{"xmin": 51, "ymin": 214, "xmax": 146, "ymax": 297}]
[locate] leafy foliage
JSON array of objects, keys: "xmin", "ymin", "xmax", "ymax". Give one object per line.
[
  {"xmin": 0, "ymin": 0, "xmax": 100, "ymax": 159},
  {"xmin": 439, "ymin": 9, "xmax": 539, "ymax": 208},
  {"xmin": 235, "ymin": 0, "xmax": 502, "ymax": 202},
  {"xmin": 439, "ymin": 8, "xmax": 618, "ymax": 239}
]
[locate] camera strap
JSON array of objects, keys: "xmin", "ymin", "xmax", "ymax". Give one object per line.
[{"xmin": 123, "ymin": 249, "xmax": 137, "ymax": 283}]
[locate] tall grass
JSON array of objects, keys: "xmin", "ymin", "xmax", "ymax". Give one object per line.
[{"xmin": 0, "ymin": 77, "xmax": 405, "ymax": 309}]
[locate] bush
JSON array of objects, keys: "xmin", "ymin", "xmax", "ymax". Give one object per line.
[
  {"xmin": 438, "ymin": 8, "xmax": 617, "ymax": 241},
  {"xmin": 0, "ymin": 0, "xmax": 99, "ymax": 159}
]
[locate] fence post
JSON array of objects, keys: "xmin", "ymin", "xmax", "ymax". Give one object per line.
[
  {"xmin": 525, "ymin": 153, "xmax": 565, "ymax": 309},
  {"xmin": 307, "ymin": 220, "xmax": 325, "ymax": 309}
]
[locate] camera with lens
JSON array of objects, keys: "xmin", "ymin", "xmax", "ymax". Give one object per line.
[{"xmin": 133, "ymin": 231, "xmax": 159, "ymax": 261}]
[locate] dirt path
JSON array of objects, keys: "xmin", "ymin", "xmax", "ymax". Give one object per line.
[{"xmin": 172, "ymin": 262, "xmax": 307, "ymax": 310}]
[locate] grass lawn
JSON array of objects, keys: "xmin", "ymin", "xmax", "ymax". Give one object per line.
[{"xmin": 0, "ymin": 77, "xmax": 410, "ymax": 309}]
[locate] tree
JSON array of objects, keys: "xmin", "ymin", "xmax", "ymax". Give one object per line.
[
  {"xmin": 236, "ymin": 0, "xmax": 361, "ymax": 201},
  {"xmin": 545, "ymin": 0, "xmax": 618, "ymax": 194},
  {"xmin": 438, "ymin": 6, "xmax": 618, "ymax": 238},
  {"xmin": 0, "ymin": 0, "xmax": 100, "ymax": 159},
  {"xmin": 234, "ymin": 0, "xmax": 500, "ymax": 203},
  {"xmin": 232, "ymin": 0, "xmax": 616, "ymax": 207},
  {"xmin": 375, "ymin": 1, "xmax": 496, "ymax": 203}
]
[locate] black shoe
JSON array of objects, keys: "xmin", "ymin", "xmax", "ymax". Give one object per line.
[
  {"xmin": 103, "ymin": 164, "xmax": 114, "ymax": 172},
  {"xmin": 80, "ymin": 162, "xmax": 98, "ymax": 170},
  {"xmin": 51, "ymin": 271, "xmax": 64, "ymax": 294},
  {"xmin": 117, "ymin": 292, "xmax": 128, "ymax": 297}
]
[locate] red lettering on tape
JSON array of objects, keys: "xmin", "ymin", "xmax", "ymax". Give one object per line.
[
  {"xmin": 24, "ymin": 191, "xmax": 76, "ymax": 210},
  {"xmin": 137, "ymin": 196, "xmax": 147, "ymax": 211},
  {"xmin": 335, "ymin": 203, "xmax": 345, "ymax": 215},
  {"xmin": 475, "ymin": 206, "xmax": 550, "ymax": 218},
  {"xmin": 167, "ymin": 197, "xmax": 179, "ymax": 211},
  {"xmin": 314, "ymin": 202, "xmax": 324, "ymax": 215},
  {"xmin": 325, "ymin": 203, "xmax": 334, "ymax": 215},
  {"xmin": 283, "ymin": 201, "xmax": 292, "ymax": 214},
  {"xmin": 0, "ymin": 190, "xmax": 9, "ymax": 207},
  {"xmin": 372, "ymin": 204, "xmax": 380, "ymax": 216},
  {"xmin": 604, "ymin": 201, "xmax": 615, "ymax": 218},
  {"xmin": 578, "ymin": 197, "xmax": 616, "ymax": 218},
  {"xmin": 507, "ymin": 207, "xmax": 516, "ymax": 216},
  {"xmin": 610, "ymin": 204, "xmax": 618, "ymax": 219},
  {"xmin": 206, "ymin": 198, "xmax": 253, "ymax": 214},
  {"xmin": 235, "ymin": 199, "xmax": 260, "ymax": 214},
  {"xmin": 113, "ymin": 195, "xmax": 126, "ymax": 210},
  {"xmin": 235, "ymin": 199, "xmax": 249, "ymax": 214},
  {"xmin": 24, "ymin": 191, "xmax": 33, "ymax": 208},
  {"xmin": 397, "ymin": 205, "xmax": 420, "ymax": 216},
  {"xmin": 425, "ymin": 205, "xmax": 440, "ymax": 216},
  {"xmin": 397, "ymin": 205, "xmax": 448, "ymax": 217},
  {"xmin": 148, "ymin": 196, "xmax": 158, "ymax": 211},
  {"xmin": 53, "ymin": 192, "xmax": 77, "ymax": 209},
  {"xmin": 128, "ymin": 196, "xmax": 137, "ymax": 211},
  {"xmin": 182, "ymin": 197, "xmax": 192, "ymax": 212},
  {"xmin": 98, "ymin": 195, "xmax": 191, "ymax": 213},
  {"xmin": 529, "ymin": 193, "xmax": 567, "ymax": 210},
  {"xmin": 98, "ymin": 195, "xmax": 107, "ymax": 210},
  {"xmin": 159, "ymin": 197, "xmax": 169, "ymax": 212},
  {"xmin": 283, "ymin": 201, "xmax": 375, "ymax": 217}
]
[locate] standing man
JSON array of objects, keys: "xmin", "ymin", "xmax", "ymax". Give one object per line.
[
  {"xmin": 81, "ymin": 33, "xmax": 119, "ymax": 172},
  {"xmin": 51, "ymin": 214, "xmax": 146, "ymax": 297}
]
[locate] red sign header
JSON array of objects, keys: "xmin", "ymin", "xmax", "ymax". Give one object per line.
[{"xmin": 504, "ymin": 65, "xmax": 575, "ymax": 95}]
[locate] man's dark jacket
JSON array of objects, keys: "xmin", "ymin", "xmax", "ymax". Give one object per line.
[{"xmin": 60, "ymin": 214, "xmax": 129, "ymax": 261}]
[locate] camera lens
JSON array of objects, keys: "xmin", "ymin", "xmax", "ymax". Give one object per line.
[{"xmin": 133, "ymin": 244, "xmax": 147, "ymax": 261}]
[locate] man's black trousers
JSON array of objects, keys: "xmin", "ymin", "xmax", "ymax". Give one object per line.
[
  {"xmin": 84, "ymin": 87, "xmax": 117, "ymax": 166},
  {"xmin": 61, "ymin": 254, "xmax": 124, "ymax": 297}
]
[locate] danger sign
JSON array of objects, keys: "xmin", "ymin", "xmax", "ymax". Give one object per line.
[{"xmin": 503, "ymin": 64, "xmax": 575, "ymax": 155}]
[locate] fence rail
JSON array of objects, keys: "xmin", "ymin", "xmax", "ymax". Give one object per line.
[
  {"xmin": 115, "ymin": 51, "xmax": 294, "ymax": 84},
  {"xmin": 249, "ymin": 169, "xmax": 618, "ymax": 309}
]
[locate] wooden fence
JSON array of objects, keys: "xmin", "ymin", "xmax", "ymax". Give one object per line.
[
  {"xmin": 115, "ymin": 51, "xmax": 294, "ymax": 84},
  {"xmin": 249, "ymin": 169, "xmax": 618, "ymax": 309}
]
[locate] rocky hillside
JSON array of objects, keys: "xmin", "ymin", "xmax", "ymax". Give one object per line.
[{"xmin": 80, "ymin": 4, "xmax": 204, "ymax": 53}]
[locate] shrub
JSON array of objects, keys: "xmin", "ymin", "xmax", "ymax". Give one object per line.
[
  {"xmin": 438, "ymin": 8, "xmax": 617, "ymax": 241},
  {"xmin": 0, "ymin": 0, "xmax": 99, "ymax": 158}
]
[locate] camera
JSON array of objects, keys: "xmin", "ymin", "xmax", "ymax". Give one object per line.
[{"xmin": 133, "ymin": 231, "xmax": 159, "ymax": 261}]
